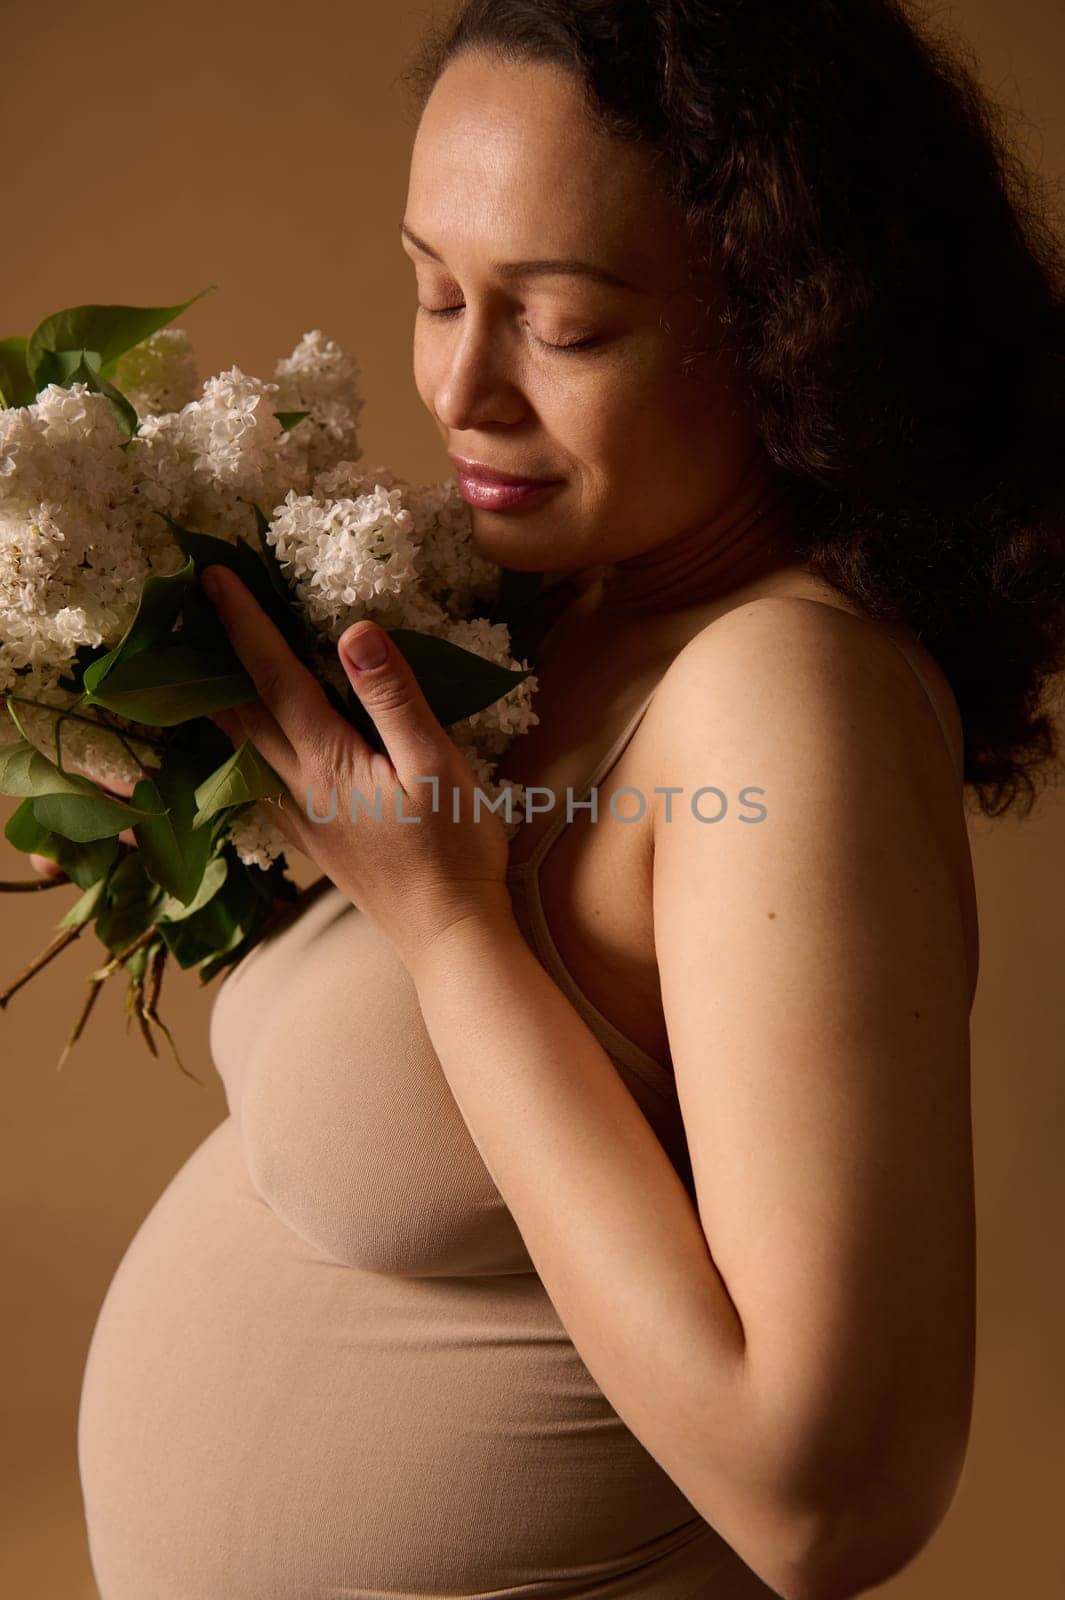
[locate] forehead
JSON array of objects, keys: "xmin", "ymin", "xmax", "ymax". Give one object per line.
[{"xmin": 406, "ymin": 50, "xmax": 691, "ymax": 285}]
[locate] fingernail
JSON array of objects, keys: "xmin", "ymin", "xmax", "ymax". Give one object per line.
[
  {"xmin": 343, "ymin": 625, "xmax": 388, "ymax": 671},
  {"xmin": 201, "ymin": 567, "xmax": 223, "ymax": 602}
]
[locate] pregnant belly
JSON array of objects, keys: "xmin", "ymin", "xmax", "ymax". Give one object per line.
[{"xmin": 77, "ymin": 1117, "xmax": 746, "ymax": 1600}]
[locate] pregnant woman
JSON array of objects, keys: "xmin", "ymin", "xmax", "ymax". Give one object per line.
[{"xmin": 70, "ymin": 2, "xmax": 1064, "ymax": 1597}]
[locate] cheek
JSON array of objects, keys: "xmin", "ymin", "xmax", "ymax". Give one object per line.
[
  {"xmin": 586, "ymin": 370, "xmax": 701, "ymax": 481},
  {"xmin": 630, "ymin": 354, "xmax": 751, "ymax": 484},
  {"xmin": 411, "ymin": 333, "xmax": 437, "ymax": 412},
  {"xmin": 581, "ymin": 365, "xmax": 742, "ymax": 531}
]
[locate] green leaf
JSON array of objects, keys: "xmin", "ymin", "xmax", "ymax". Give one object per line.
[
  {"xmin": 197, "ymin": 942, "xmax": 248, "ymax": 984},
  {"xmin": 128, "ymin": 777, "xmax": 192, "ymax": 901},
  {"xmin": 0, "ymin": 727, "xmax": 160, "ymax": 841},
  {"xmin": 158, "ymin": 855, "xmax": 260, "ymax": 969},
  {"xmin": 4, "ymin": 798, "xmax": 120, "ymax": 887},
  {"xmin": 192, "ymin": 739, "xmax": 285, "ymax": 828},
  {"xmin": 174, "ymin": 571, "xmax": 232, "ymax": 654},
  {"xmin": 249, "ymin": 502, "xmax": 301, "ymax": 616},
  {"xmin": 32, "ymin": 789, "xmax": 160, "ymax": 843},
  {"xmin": 158, "ymin": 855, "xmax": 228, "ymax": 922},
  {"xmin": 275, "ymin": 410, "xmax": 310, "ymax": 432},
  {"xmin": 26, "ymin": 288, "xmax": 215, "ymax": 388},
  {"xmin": 31, "ymin": 346, "xmax": 99, "ymax": 386},
  {"xmin": 52, "ymin": 834, "xmax": 121, "ymax": 888},
  {"xmin": 4, "ymin": 796, "xmax": 54, "ymax": 853},
  {"xmin": 0, "ymin": 736, "xmax": 90, "ymax": 797},
  {"xmin": 102, "ymin": 849, "xmax": 153, "ymax": 907},
  {"xmin": 81, "ymin": 557, "xmax": 196, "ymax": 696},
  {"xmin": 386, "ymin": 628, "xmax": 533, "ymax": 726},
  {"xmin": 195, "ymin": 856, "xmax": 298, "ymax": 982},
  {"xmin": 56, "ymin": 877, "xmax": 107, "ymax": 929},
  {"xmin": 33, "ymin": 348, "xmax": 140, "ymax": 437},
  {"xmin": 0, "ymin": 736, "xmax": 155, "ymax": 829},
  {"xmin": 131, "ymin": 748, "xmax": 222, "ymax": 902},
  {"xmin": 81, "ymin": 646, "xmax": 257, "ymax": 725},
  {"xmin": 95, "ymin": 856, "xmax": 167, "ymax": 954},
  {"xmin": 0, "ymin": 336, "xmax": 35, "ymax": 408},
  {"xmin": 162, "ymin": 514, "xmax": 318, "ymax": 660}
]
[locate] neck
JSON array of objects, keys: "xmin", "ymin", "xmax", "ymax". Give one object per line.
[{"xmin": 593, "ymin": 466, "xmax": 799, "ymax": 620}]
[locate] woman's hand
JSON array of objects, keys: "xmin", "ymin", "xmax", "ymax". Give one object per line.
[{"xmin": 198, "ymin": 564, "xmax": 516, "ymax": 973}]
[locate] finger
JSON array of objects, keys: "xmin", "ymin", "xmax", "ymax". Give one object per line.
[
  {"xmin": 207, "ymin": 707, "xmax": 247, "ymax": 748},
  {"xmin": 338, "ymin": 621, "xmax": 448, "ymax": 793},
  {"xmin": 29, "ymin": 852, "xmax": 66, "ymax": 879},
  {"xmin": 200, "ymin": 565, "xmax": 330, "ymax": 785}
]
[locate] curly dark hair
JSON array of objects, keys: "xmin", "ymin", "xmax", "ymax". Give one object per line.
[{"xmin": 402, "ymin": 0, "xmax": 1065, "ymax": 819}]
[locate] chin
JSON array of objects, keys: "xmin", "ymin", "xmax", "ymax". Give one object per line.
[{"xmin": 466, "ymin": 520, "xmax": 556, "ymax": 571}]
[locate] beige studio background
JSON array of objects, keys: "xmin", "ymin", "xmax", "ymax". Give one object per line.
[{"xmin": 2, "ymin": 1, "xmax": 1064, "ymax": 1595}]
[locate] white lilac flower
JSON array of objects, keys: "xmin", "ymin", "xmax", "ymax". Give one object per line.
[
  {"xmin": 312, "ymin": 458, "xmax": 381, "ymax": 499},
  {"xmin": 325, "ymin": 465, "xmax": 499, "ymax": 618},
  {"xmin": 226, "ymin": 800, "xmax": 289, "ymax": 870},
  {"xmin": 0, "ymin": 521, "xmax": 116, "ymax": 677},
  {"xmin": 123, "ymin": 410, "xmax": 195, "ymax": 518},
  {"xmin": 265, "ymin": 480, "xmax": 423, "ymax": 635},
  {"xmin": 0, "ymin": 387, "xmax": 155, "ymax": 684},
  {"xmin": 273, "ymin": 331, "xmax": 365, "ymax": 493},
  {"xmin": 189, "ymin": 367, "xmax": 294, "ymax": 535},
  {"xmin": 111, "ymin": 328, "xmax": 200, "ymax": 418},
  {"xmin": 127, "ymin": 366, "xmax": 290, "ymax": 543},
  {"xmin": 5, "ymin": 674, "xmax": 160, "ymax": 787},
  {"xmin": 402, "ymin": 477, "xmax": 500, "ymax": 616},
  {"xmin": 1, "ymin": 383, "xmax": 128, "ymax": 516}
]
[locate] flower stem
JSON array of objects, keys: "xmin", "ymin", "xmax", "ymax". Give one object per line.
[
  {"xmin": 3, "ymin": 693, "xmax": 168, "ymax": 752},
  {"xmin": 142, "ymin": 942, "xmax": 204, "ymax": 1084},
  {"xmin": 0, "ymin": 877, "xmax": 68, "ymax": 891},
  {"xmin": 88, "ymin": 923, "xmax": 162, "ymax": 983},
  {"xmin": 56, "ymin": 978, "xmax": 107, "ymax": 1072},
  {"xmin": 0, "ymin": 923, "xmax": 84, "ymax": 1009}
]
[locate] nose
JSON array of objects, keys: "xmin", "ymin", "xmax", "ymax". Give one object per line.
[{"xmin": 429, "ymin": 310, "xmax": 527, "ymax": 433}]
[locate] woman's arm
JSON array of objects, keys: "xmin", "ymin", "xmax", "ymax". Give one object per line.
[
  {"xmin": 409, "ymin": 911, "xmax": 787, "ymax": 1578},
  {"xmin": 409, "ymin": 598, "xmax": 975, "ymax": 1600}
]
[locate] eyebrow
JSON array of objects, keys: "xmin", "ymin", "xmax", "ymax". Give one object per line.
[{"xmin": 400, "ymin": 222, "xmax": 646, "ymax": 293}]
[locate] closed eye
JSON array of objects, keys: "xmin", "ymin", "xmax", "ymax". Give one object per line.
[{"xmin": 416, "ymin": 303, "xmax": 601, "ymax": 353}]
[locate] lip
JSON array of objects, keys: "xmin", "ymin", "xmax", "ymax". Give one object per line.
[
  {"xmin": 455, "ymin": 475, "xmax": 559, "ymax": 511},
  {"xmin": 447, "ymin": 453, "xmax": 560, "ymax": 488}
]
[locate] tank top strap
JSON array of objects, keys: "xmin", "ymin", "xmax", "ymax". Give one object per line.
[
  {"xmin": 507, "ymin": 682, "xmax": 661, "ymax": 879},
  {"xmin": 503, "ymin": 678, "xmax": 683, "ymax": 1120}
]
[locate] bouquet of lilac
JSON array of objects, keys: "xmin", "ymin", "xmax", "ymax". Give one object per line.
[{"xmin": 0, "ymin": 291, "xmax": 544, "ymax": 1075}]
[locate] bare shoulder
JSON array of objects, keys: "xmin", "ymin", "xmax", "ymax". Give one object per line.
[
  {"xmin": 645, "ymin": 593, "xmax": 964, "ymax": 810},
  {"xmin": 642, "ymin": 592, "xmax": 978, "ymax": 1002}
]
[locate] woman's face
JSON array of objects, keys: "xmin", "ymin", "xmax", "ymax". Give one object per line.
[{"xmin": 403, "ymin": 49, "xmax": 769, "ymax": 577}]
